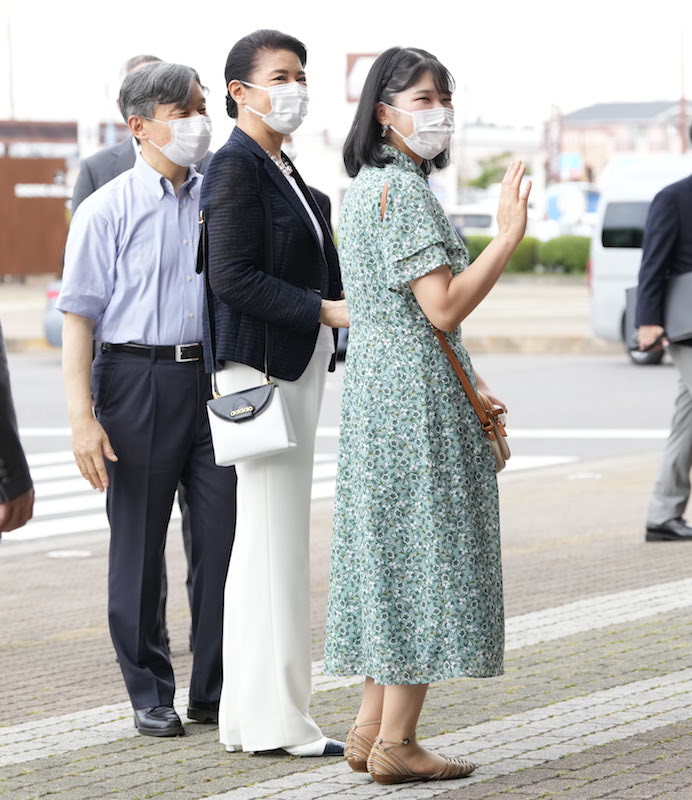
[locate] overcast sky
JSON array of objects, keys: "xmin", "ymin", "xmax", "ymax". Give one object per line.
[{"xmin": 2, "ymin": 0, "xmax": 691, "ymax": 144}]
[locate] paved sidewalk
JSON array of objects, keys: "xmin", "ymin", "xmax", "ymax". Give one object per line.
[
  {"xmin": 0, "ymin": 274, "xmax": 621, "ymax": 355},
  {"xmin": 3, "ymin": 450, "xmax": 692, "ymax": 799}
]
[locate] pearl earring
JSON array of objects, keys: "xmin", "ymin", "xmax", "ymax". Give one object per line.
[{"xmin": 381, "ymin": 124, "xmax": 388, "ymax": 137}]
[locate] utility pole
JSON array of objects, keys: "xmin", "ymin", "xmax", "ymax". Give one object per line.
[
  {"xmin": 6, "ymin": 16, "xmax": 15, "ymax": 119},
  {"xmin": 680, "ymin": 31, "xmax": 687, "ymax": 153}
]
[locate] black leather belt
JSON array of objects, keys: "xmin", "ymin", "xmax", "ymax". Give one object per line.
[{"xmin": 100, "ymin": 342, "xmax": 203, "ymax": 362}]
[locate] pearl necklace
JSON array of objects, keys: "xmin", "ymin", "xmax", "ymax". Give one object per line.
[{"xmin": 263, "ymin": 149, "xmax": 293, "ymax": 178}]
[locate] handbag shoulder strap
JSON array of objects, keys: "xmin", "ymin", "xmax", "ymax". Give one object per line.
[
  {"xmin": 431, "ymin": 327, "xmax": 494, "ymax": 436},
  {"xmin": 378, "ymin": 180, "xmax": 494, "ymax": 437},
  {"xmin": 200, "ymin": 161, "xmax": 274, "ymax": 396}
]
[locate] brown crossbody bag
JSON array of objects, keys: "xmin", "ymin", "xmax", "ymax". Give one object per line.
[{"xmin": 380, "ymin": 181, "xmax": 510, "ymax": 472}]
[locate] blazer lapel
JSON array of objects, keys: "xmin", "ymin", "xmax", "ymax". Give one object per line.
[
  {"xmin": 233, "ymin": 127, "xmax": 337, "ymax": 293},
  {"xmin": 261, "ymin": 160, "xmax": 323, "ymax": 246}
]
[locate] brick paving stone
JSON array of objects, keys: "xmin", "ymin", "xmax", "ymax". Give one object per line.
[{"xmin": 9, "ymin": 452, "xmax": 692, "ymax": 798}]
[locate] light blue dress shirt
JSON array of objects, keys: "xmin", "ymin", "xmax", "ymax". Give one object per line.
[{"xmin": 58, "ymin": 155, "xmax": 204, "ymax": 345}]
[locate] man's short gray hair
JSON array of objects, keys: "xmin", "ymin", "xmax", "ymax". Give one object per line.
[{"xmin": 118, "ymin": 62, "xmax": 204, "ymax": 122}]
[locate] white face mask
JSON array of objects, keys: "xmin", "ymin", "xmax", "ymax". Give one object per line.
[
  {"xmin": 382, "ymin": 102, "xmax": 455, "ymax": 160},
  {"xmin": 242, "ymin": 81, "xmax": 309, "ymax": 134},
  {"xmin": 146, "ymin": 114, "xmax": 212, "ymax": 167}
]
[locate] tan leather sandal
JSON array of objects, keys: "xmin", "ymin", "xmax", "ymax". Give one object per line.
[
  {"xmin": 344, "ymin": 719, "xmax": 381, "ymax": 773},
  {"xmin": 366, "ymin": 736, "xmax": 475, "ymax": 785}
]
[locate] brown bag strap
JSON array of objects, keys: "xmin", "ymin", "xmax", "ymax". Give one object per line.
[
  {"xmin": 431, "ymin": 327, "xmax": 496, "ymax": 438},
  {"xmin": 378, "ymin": 181, "xmax": 497, "ymax": 439}
]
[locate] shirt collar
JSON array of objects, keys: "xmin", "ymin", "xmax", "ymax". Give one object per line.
[
  {"xmin": 133, "ymin": 153, "xmax": 201, "ymax": 200},
  {"xmin": 380, "ymin": 144, "xmax": 426, "ymax": 178}
]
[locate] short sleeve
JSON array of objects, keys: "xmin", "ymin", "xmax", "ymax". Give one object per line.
[
  {"xmin": 57, "ymin": 201, "xmax": 117, "ymax": 320},
  {"xmin": 381, "ymin": 173, "xmax": 449, "ymax": 292}
]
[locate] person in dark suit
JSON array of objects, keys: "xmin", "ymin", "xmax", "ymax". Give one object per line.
[
  {"xmin": 71, "ymin": 54, "xmax": 213, "ymax": 651},
  {"xmin": 636, "ymin": 156, "xmax": 692, "ymax": 542},
  {"xmin": 0, "ymin": 322, "xmax": 34, "ymax": 536},
  {"xmin": 58, "ymin": 62, "xmax": 236, "ymax": 737},
  {"xmin": 202, "ymin": 29, "xmax": 347, "ymax": 757}
]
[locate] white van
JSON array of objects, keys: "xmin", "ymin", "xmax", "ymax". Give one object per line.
[{"xmin": 589, "ymin": 153, "xmax": 692, "ymax": 364}]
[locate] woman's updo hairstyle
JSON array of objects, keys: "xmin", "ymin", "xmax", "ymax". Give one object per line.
[
  {"xmin": 343, "ymin": 47, "xmax": 455, "ymax": 177},
  {"xmin": 224, "ymin": 29, "xmax": 308, "ymax": 118}
]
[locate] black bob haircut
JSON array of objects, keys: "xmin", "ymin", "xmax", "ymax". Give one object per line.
[
  {"xmin": 343, "ymin": 47, "xmax": 455, "ymax": 178},
  {"xmin": 224, "ymin": 29, "xmax": 307, "ymax": 119}
]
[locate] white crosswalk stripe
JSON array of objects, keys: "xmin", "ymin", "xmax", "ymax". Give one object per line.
[{"xmin": 6, "ymin": 428, "xmax": 581, "ymax": 543}]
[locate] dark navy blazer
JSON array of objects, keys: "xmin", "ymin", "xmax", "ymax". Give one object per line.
[
  {"xmin": 636, "ymin": 174, "xmax": 692, "ymax": 327},
  {"xmin": 0, "ymin": 323, "xmax": 32, "ymax": 509},
  {"xmin": 201, "ymin": 127, "xmax": 342, "ymax": 381}
]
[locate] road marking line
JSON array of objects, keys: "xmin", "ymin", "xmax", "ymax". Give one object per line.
[
  {"xmin": 25, "ymin": 450, "xmax": 74, "ymax": 465},
  {"xmin": 2, "ymin": 579, "xmax": 691, "ymax": 767},
  {"xmin": 19, "ymin": 428, "xmax": 71, "ymax": 437},
  {"xmin": 508, "ymin": 428, "xmax": 669, "ymax": 439},
  {"xmin": 21, "ymin": 428, "xmax": 671, "ymax": 442},
  {"xmin": 315, "ymin": 427, "xmax": 671, "ymax": 440}
]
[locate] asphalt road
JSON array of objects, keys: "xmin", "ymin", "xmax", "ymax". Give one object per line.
[{"xmin": 9, "ymin": 348, "xmax": 677, "ymax": 457}]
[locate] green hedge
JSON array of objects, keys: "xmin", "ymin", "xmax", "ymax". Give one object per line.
[
  {"xmin": 464, "ymin": 234, "xmax": 589, "ymax": 274},
  {"xmin": 538, "ymin": 235, "xmax": 590, "ymax": 273},
  {"xmin": 464, "ymin": 235, "xmax": 493, "ymax": 263},
  {"xmin": 507, "ymin": 236, "xmax": 540, "ymax": 272}
]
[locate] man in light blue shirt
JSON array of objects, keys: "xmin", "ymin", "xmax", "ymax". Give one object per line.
[{"xmin": 58, "ymin": 62, "xmax": 236, "ymax": 738}]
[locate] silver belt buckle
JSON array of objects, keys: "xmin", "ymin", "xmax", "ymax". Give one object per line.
[{"xmin": 175, "ymin": 344, "xmax": 199, "ymax": 363}]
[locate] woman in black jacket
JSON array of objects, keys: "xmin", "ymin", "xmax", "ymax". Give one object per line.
[{"xmin": 201, "ymin": 29, "xmax": 347, "ymax": 757}]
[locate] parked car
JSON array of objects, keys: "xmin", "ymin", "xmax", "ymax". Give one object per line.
[
  {"xmin": 43, "ymin": 279, "xmax": 63, "ymax": 347},
  {"xmin": 589, "ymin": 153, "xmax": 692, "ymax": 365},
  {"xmin": 447, "ymin": 202, "xmax": 497, "ymax": 239}
]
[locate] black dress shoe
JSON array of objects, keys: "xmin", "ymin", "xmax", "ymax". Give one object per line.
[
  {"xmin": 645, "ymin": 518, "xmax": 692, "ymax": 541},
  {"xmin": 134, "ymin": 706, "xmax": 185, "ymax": 737},
  {"xmin": 187, "ymin": 700, "xmax": 218, "ymax": 724}
]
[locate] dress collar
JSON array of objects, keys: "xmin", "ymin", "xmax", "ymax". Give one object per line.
[{"xmin": 380, "ymin": 144, "xmax": 426, "ymax": 178}]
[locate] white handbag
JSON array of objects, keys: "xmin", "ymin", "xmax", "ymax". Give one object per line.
[
  {"xmin": 199, "ymin": 179, "xmax": 297, "ymax": 466},
  {"xmin": 206, "ymin": 379, "xmax": 296, "ymax": 466}
]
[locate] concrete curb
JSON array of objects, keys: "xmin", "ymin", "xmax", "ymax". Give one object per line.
[{"xmin": 462, "ymin": 336, "xmax": 622, "ymax": 355}]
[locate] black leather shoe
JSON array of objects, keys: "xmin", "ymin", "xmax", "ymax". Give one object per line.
[
  {"xmin": 645, "ymin": 518, "xmax": 692, "ymax": 541},
  {"xmin": 133, "ymin": 706, "xmax": 185, "ymax": 737},
  {"xmin": 187, "ymin": 701, "xmax": 218, "ymax": 724}
]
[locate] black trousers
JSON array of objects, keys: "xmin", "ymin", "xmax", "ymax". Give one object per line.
[{"xmin": 92, "ymin": 350, "xmax": 236, "ymax": 709}]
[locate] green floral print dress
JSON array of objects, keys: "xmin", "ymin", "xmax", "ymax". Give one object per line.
[{"xmin": 323, "ymin": 146, "xmax": 504, "ymax": 685}]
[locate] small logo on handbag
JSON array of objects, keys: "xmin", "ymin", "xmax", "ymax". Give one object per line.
[{"xmin": 229, "ymin": 405, "xmax": 254, "ymax": 417}]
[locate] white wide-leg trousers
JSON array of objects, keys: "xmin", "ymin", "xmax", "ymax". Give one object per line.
[{"xmin": 216, "ymin": 350, "xmax": 330, "ymax": 752}]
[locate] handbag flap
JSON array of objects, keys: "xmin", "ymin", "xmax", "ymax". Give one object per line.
[{"xmin": 207, "ymin": 383, "xmax": 275, "ymax": 422}]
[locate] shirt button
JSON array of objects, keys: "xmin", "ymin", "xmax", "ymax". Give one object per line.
[
  {"xmin": 183, "ymin": 239, "xmax": 189, "ymax": 245},
  {"xmin": 188, "ymin": 312, "xmax": 195, "ymax": 318},
  {"xmin": 186, "ymin": 275, "xmax": 193, "ymax": 282}
]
